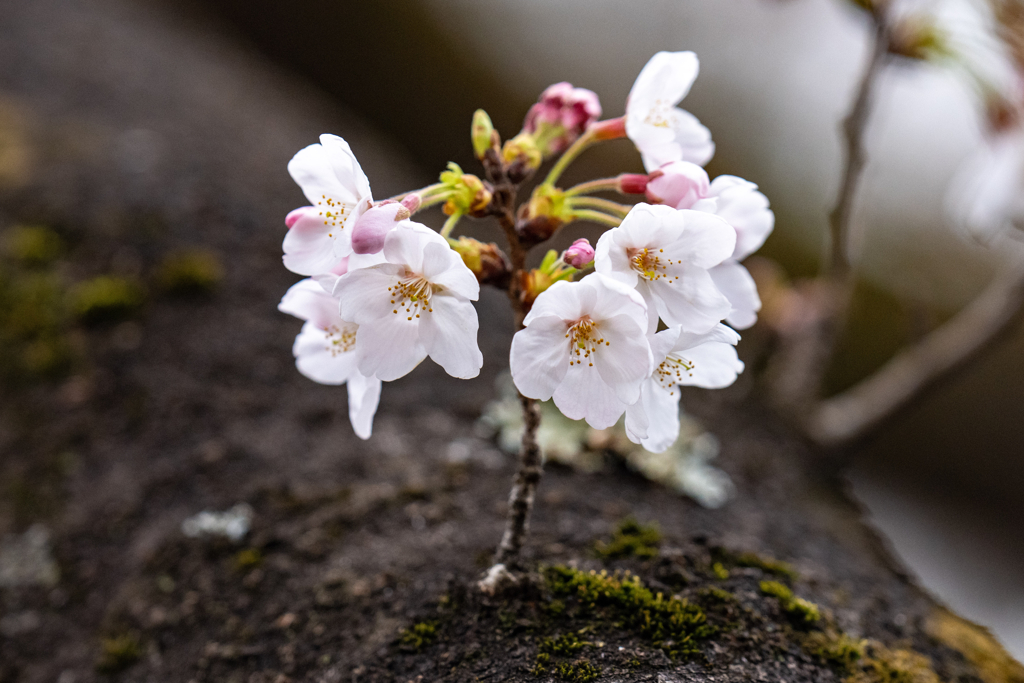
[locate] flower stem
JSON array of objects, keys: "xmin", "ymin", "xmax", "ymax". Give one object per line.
[
  {"xmin": 567, "ymin": 196, "xmax": 632, "ymax": 217},
  {"xmin": 387, "ymin": 182, "xmax": 446, "ymax": 203},
  {"xmin": 440, "ymin": 211, "xmax": 462, "ymax": 238},
  {"xmin": 569, "ymin": 208, "xmax": 623, "ymax": 228},
  {"xmin": 563, "ymin": 177, "xmax": 621, "ymax": 197},
  {"xmin": 541, "ymin": 128, "xmax": 596, "ymax": 188}
]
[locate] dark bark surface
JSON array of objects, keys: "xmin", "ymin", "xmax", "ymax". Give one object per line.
[{"xmin": 0, "ymin": 1, "xmax": 1020, "ymax": 682}]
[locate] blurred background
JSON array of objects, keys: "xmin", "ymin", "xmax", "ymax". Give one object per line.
[{"xmin": 3, "ymin": 0, "xmax": 1022, "ymax": 661}]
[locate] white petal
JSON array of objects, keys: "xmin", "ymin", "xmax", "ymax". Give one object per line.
[
  {"xmin": 672, "ymin": 323, "xmax": 740, "ymax": 351},
  {"xmin": 282, "ymin": 210, "xmax": 346, "ymax": 276},
  {"xmin": 709, "ymin": 261, "xmax": 761, "ymax": 330},
  {"xmin": 664, "ymin": 210, "xmax": 736, "ymax": 269},
  {"xmin": 318, "ymin": 134, "xmax": 372, "ymax": 202},
  {"xmin": 422, "ymin": 242, "xmax": 479, "ymax": 300},
  {"xmin": 353, "ymin": 314, "xmax": 427, "ymax": 381},
  {"xmin": 593, "ymin": 313, "xmax": 653, "ymax": 406},
  {"xmin": 383, "ymin": 222, "xmax": 440, "ymax": 273},
  {"xmin": 627, "ymin": 51, "xmax": 700, "ymax": 115},
  {"xmin": 523, "ymin": 280, "xmax": 582, "ymax": 326},
  {"xmin": 708, "ymin": 176, "xmax": 774, "ymax": 260},
  {"xmin": 637, "ymin": 380, "xmax": 682, "ymax": 452},
  {"xmin": 292, "ymin": 321, "xmax": 359, "ymax": 385},
  {"xmin": 594, "ymin": 229, "xmax": 639, "ymax": 288},
  {"xmin": 669, "ymin": 108, "xmax": 715, "ymax": 167},
  {"xmin": 334, "ymin": 264, "xmax": 405, "ymax": 324},
  {"xmin": 552, "ymin": 363, "xmax": 628, "ymax": 429},
  {"xmin": 619, "ymin": 203, "xmax": 686, "ymax": 250},
  {"xmin": 510, "ymin": 315, "xmax": 571, "ymax": 400},
  {"xmin": 419, "ymin": 294, "xmax": 483, "ymax": 379},
  {"xmin": 673, "ymin": 340, "xmax": 744, "ymax": 389},
  {"xmin": 650, "ymin": 268, "xmax": 731, "ymax": 334},
  {"xmin": 649, "ymin": 326, "xmax": 683, "ymax": 367},
  {"xmin": 582, "ymin": 273, "xmax": 649, "ymax": 334},
  {"xmin": 624, "ymin": 389, "xmax": 650, "ymax": 444},
  {"xmin": 279, "ymin": 278, "xmax": 341, "ymax": 330},
  {"xmin": 347, "ymin": 372, "xmax": 381, "ymax": 440}
]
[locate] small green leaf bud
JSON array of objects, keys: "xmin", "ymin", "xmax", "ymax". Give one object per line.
[{"xmin": 471, "ymin": 109, "xmax": 498, "ymax": 160}]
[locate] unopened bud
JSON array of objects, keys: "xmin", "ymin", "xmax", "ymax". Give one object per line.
[
  {"xmin": 524, "ymin": 82, "xmax": 602, "ymax": 155},
  {"xmin": 472, "ymin": 109, "xmax": 497, "ymax": 160},
  {"xmin": 400, "ymin": 193, "xmax": 422, "ymax": 212},
  {"xmin": 562, "ymin": 238, "xmax": 595, "ymax": 268},
  {"xmin": 351, "ymin": 202, "xmax": 410, "ymax": 255},
  {"xmin": 502, "ymin": 133, "xmax": 543, "ymax": 171},
  {"xmin": 645, "ymin": 161, "xmax": 710, "ymax": 209},
  {"xmin": 448, "ymin": 236, "xmax": 511, "ymax": 288},
  {"xmin": 617, "ymin": 174, "xmax": 650, "ymax": 195}
]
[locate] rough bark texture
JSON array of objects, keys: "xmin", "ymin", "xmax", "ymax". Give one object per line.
[{"xmin": 0, "ymin": 1, "xmax": 1021, "ymax": 682}]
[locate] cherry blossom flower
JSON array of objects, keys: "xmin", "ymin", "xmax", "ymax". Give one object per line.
[
  {"xmin": 645, "ymin": 163, "xmax": 774, "ymax": 329},
  {"xmin": 278, "ymin": 278, "xmax": 381, "ymax": 439},
  {"xmin": 624, "ymin": 324, "xmax": 743, "ymax": 452},
  {"xmin": 510, "ymin": 273, "xmax": 653, "ymax": 430},
  {"xmin": 284, "ymin": 134, "xmax": 373, "ymax": 276},
  {"xmin": 625, "ymin": 51, "xmax": 715, "ymax": 171},
  {"xmin": 333, "ymin": 222, "xmax": 483, "ymax": 382},
  {"xmin": 594, "ymin": 203, "xmax": 735, "ymax": 334}
]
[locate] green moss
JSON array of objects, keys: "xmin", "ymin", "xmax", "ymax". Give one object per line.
[
  {"xmin": 698, "ymin": 587, "xmax": 737, "ymax": 604},
  {"xmin": 760, "ymin": 580, "xmax": 793, "ymax": 601},
  {"xmin": 805, "ymin": 630, "xmax": 867, "ymax": 673},
  {"xmin": 71, "ymin": 276, "xmax": 144, "ymax": 325},
  {"xmin": 736, "ymin": 552, "xmax": 798, "ymax": 580},
  {"xmin": 593, "ymin": 517, "xmax": 662, "ymax": 560},
  {"xmin": 555, "ymin": 660, "xmax": 600, "ymax": 682},
  {"xmin": 96, "ymin": 633, "xmax": 142, "ymax": 673},
  {"xmin": 846, "ymin": 645, "xmax": 940, "ymax": 683},
  {"xmin": 5, "ymin": 225, "xmax": 63, "ymax": 266},
  {"xmin": 711, "ymin": 562, "xmax": 730, "ymax": 580},
  {"xmin": 544, "ymin": 565, "xmax": 714, "ymax": 659},
  {"xmin": 540, "ymin": 633, "xmax": 588, "ymax": 656},
  {"xmin": 399, "ymin": 620, "xmax": 437, "ymax": 652},
  {"xmin": 156, "ymin": 249, "xmax": 223, "ymax": 296},
  {"xmin": 760, "ymin": 580, "xmax": 820, "ymax": 628},
  {"xmin": 531, "ymin": 652, "xmax": 551, "ymax": 676}
]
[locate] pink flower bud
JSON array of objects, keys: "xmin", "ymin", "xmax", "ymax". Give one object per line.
[
  {"xmin": 351, "ymin": 202, "xmax": 411, "ymax": 255},
  {"xmin": 285, "ymin": 206, "xmax": 316, "ymax": 229},
  {"xmin": 524, "ymin": 82, "xmax": 602, "ymax": 154},
  {"xmin": 563, "ymin": 238, "xmax": 595, "ymax": 268},
  {"xmin": 645, "ymin": 161, "xmax": 710, "ymax": 209},
  {"xmin": 617, "ymin": 173, "xmax": 650, "ymax": 195},
  {"xmin": 400, "ymin": 193, "xmax": 422, "ymax": 212}
]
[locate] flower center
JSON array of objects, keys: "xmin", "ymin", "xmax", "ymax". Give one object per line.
[
  {"xmin": 643, "ymin": 99, "xmax": 673, "ymax": 129},
  {"xmin": 388, "ymin": 274, "xmax": 434, "ymax": 321},
  {"xmin": 653, "ymin": 354, "xmax": 695, "ymax": 395},
  {"xmin": 323, "ymin": 324, "xmax": 357, "ymax": 356},
  {"xmin": 565, "ymin": 316, "xmax": 609, "ymax": 367},
  {"xmin": 628, "ymin": 247, "xmax": 679, "ymax": 282},
  {"xmin": 318, "ymin": 194, "xmax": 352, "ymax": 239}
]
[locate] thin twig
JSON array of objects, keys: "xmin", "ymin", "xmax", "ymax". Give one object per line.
[
  {"xmin": 827, "ymin": 19, "xmax": 890, "ymax": 280},
  {"xmin": 772, "ymin": 16, "xmax": 891, "ymax": 412},
  {"xmin": 807, "ymin": 258, "xmax": 1024, "ymax": 447}
]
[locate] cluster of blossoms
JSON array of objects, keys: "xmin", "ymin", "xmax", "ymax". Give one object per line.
[{"xmin": 277, "ymin": 51, "xmax": 773, "ymax": 456}]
